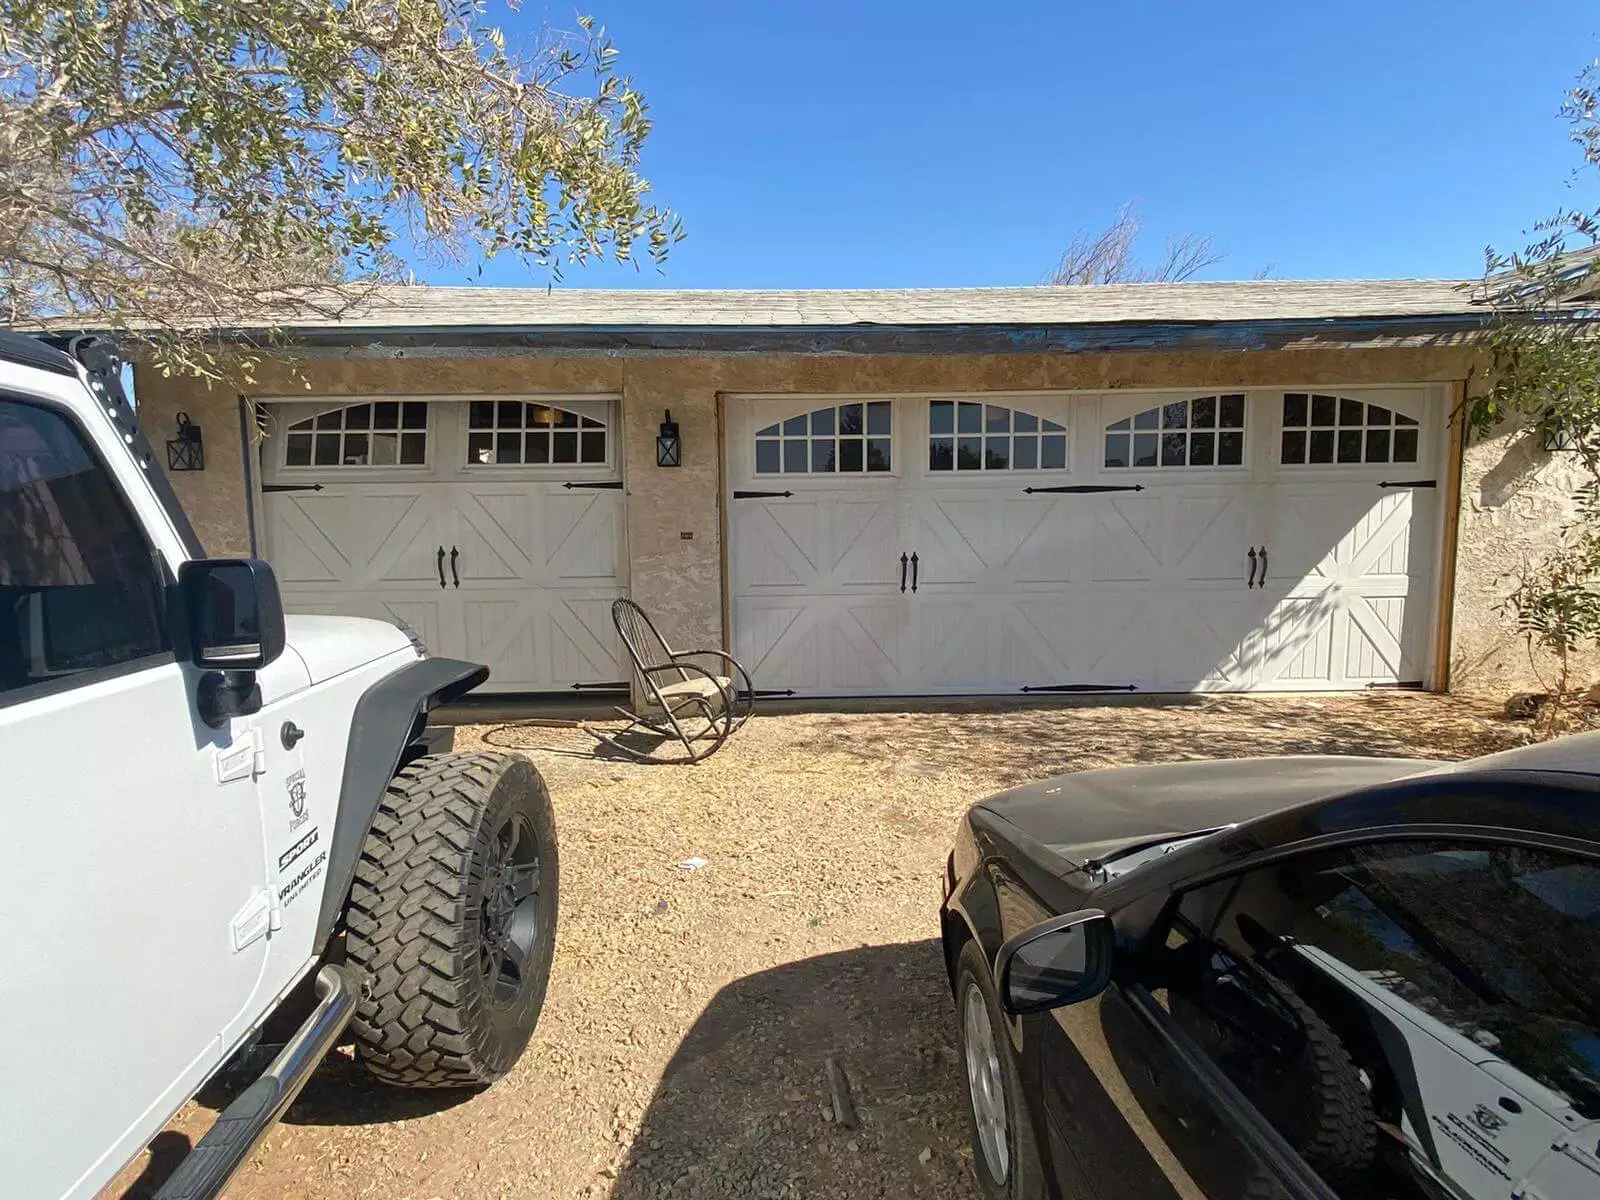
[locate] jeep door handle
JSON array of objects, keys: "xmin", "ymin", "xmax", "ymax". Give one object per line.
[
  {"xmin": 436, "ymin": 546, "xmax": 446, "ymax": 589},
  {"xmin": 449, "ymin": 546, "xmax": 460, "ymax": 588}
]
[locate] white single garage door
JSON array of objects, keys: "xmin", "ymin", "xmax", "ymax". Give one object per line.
[
  {"xmin": 727, "ymin": 387, "xmax": 1441, "ymax": 697},
  {"xmin": 260, "ymin": 396, "xmax": 628, "ymax": 693}
]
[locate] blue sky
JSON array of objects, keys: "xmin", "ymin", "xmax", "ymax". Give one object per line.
[{"xmin": 429, "ymin": 1, "xmax": 1600, "ymax": 290}]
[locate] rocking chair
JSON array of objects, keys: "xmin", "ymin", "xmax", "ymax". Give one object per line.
[{"xmin": 588, "ymin": 598, "xmax": 755, "ymax": 763}]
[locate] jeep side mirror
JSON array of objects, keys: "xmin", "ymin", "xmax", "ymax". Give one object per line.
[
  {"xmin": 995, "ymin": 909, "xmax": 1115, "ymax": 1015},
  {"xmin": 179, "ymin": 559, "xmax": 286, "ymax": 670}
]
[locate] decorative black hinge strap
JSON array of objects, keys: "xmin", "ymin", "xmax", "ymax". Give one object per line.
[
  {"xmin": 1377, "ymin": 479, "xmax": 1436, "ymax": 489},
  {"xmin": 732, "ymin": 490, "xmax": 794, "ymax": 499},
  {"xmin": 1023, "ymin": 484, "xmax": 1146, "ymax": 495},
  {"xmin": 1020, "ymin": 683, "xmax": 1138, "ymax": 693},
  {"xmin": 1367, "ymin": 680, "xmax": 1427, "ymax": 690},
  {"xmin": 562, "ymin": 480, "xmax": 624, "ymax": 490},
  {"xmin": 261, "ymin": 483, "xmax": 324, "ymax": 493},
  {"xmin": 746, "ymin": 688, "xmax": 796, "ymax": 699},
  {"xmin": 570, "ymin": 680, "xmax": 630, "ymax": 691}
]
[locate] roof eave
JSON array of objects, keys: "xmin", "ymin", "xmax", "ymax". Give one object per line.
[{"xmin": 239, "ymin": 312, "xmax": 1494, "ymax": 357}]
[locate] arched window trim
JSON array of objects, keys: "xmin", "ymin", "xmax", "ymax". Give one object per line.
[
  {"xmin": 927, "ymin": 399, "xmax": 1067, "ymax": 472},
  {"xmin": 465, "ymin": 399, "xmax": 608, "ymax": 467},
  {"xmin": 1104, "ymin": 394, "xmax": 1246, "ymax": 469},
  {"xmin": 281, "ymin": 399, "xmax": 429, "ymax": 468},
  {"xmin": 1278, "ymin": 392, "xmax": 1421, "ymax": 466},
  {"xmin": 754, "ymin": 401, "xmax": 892, "ymax": 474}
]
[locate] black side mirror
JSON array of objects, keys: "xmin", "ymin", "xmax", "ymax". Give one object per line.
[
  {"xmin": 178, "ymin": 559, "xmax": 286, "ymax": 670},
  {"xmin": 995, "ymin": 909, "xmax": 1116, "ymax": 1015}
]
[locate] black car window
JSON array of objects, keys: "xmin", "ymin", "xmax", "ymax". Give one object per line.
[
  {"xmin": 0, "ymin": 398, "xmax": 168, "ymax": 695},
  {"xmin": 1154, "ymin": 840, "xmax": 1600, "ymax": 1196}
]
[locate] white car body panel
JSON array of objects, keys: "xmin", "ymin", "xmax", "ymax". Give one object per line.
[{"xmin": 0, "ymin": 354, "xmax": 431, "ymax": 1199}]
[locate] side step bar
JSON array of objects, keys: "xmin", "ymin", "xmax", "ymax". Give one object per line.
[{"xmin": 154, "ymin": 964, "xmax": 359, "ymax": 1200}]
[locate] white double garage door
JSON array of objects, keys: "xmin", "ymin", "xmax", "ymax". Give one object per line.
[
  {"xmin": 259, "ymin": 396, "xmax": 627, "ymax": 693},
  {"xmin": 729, "ymin": 387, "xmax": 1445, "ymax": 696}
]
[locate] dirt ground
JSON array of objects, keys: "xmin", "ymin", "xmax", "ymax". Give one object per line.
[{"xmin": 116, "ymin": 693, "xmax": 1529, "ymax": 1200}]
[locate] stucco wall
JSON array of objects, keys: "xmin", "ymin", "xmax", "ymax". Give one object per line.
[
  {"xmin": 137, "ymin": 345, "xmax": 1487, "ymax": 670},
  {"xmin": 1448, "ymin": 405, "xmax": 1600, "ymax": 695}
]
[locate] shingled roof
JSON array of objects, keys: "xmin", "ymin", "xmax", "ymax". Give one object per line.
[{"xmin": 270, "ymin": 278, "xmax": 1479, "ymax": 331}]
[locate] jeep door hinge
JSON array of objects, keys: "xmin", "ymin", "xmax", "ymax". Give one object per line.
[
  {"xmin": 214, "ymin": 727, "xmax": 266, "ymax": 785},
  {"xmin": 230, "ymin": 887, "xmax": 280, "ymax": 952}
]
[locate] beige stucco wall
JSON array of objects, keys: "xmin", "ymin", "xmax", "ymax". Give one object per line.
[
  {"xmin": 1447, "ymin": 404, "xmax": 1600, "ymax": 695},
  {"xmin": 138, "ymin": 344, "xmax": 1533, "ymax": 682}
]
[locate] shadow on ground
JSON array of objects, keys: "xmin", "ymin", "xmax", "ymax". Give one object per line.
[{"xmin": 611, "ymin": 940, "xmax": 975, "ymax": 1200}]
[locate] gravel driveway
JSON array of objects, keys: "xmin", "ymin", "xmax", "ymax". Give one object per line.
[{"xmin": 117, "ymin": 693, "xmax": 1520, "ymax": 1200}]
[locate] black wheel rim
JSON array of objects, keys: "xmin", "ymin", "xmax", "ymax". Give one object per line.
[{"xmin": 479, "ymin": 811, "xmax": 543, "ymax": 1009}]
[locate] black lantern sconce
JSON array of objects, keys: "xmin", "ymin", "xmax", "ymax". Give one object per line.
[
  {"xmin": 1543, "ymin": 408, "xmax": 1590, "ymax": 453},
  {"xmin": 657, "ymin": 410, "xmax": 681, "ymax": 467},
  {"xmin": 166, "ymin": 411, "xmax": 204, "ymax": 471}
]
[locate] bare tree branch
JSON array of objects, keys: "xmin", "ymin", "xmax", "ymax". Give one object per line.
[{"xmin": 1045, "ymin": 202, "xmax": 1225, "ymax": 286}]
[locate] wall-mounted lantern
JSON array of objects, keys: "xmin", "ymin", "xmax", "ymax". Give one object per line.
[
  {"xmin": 657, "ymin": 410, "xmax": 681, "ymax": 467},
  {"xmin": 1543, "ymin": 409, "xmax": 1591, "ymax": 453},
  {"xmin": 166, "ymin": 412, "xmax": 204, "ymax": 471}
]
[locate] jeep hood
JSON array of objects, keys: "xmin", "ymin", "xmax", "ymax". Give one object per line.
[
  {"xmin": 283, "ymin": 614, "xmax": 418, "ymax": 684},
  {"xmin": 977, "ymin": 755, "xmax": 1440, "ymax": 868}
]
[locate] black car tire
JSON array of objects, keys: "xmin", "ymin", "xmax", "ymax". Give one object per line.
[
  {"xmin": 345, "ymin": 752, "xmax": 558, "ymax": 1088},
  {"xmin": 954, "ymin": 940, "xmax": 1047, "ymax": 1200}
]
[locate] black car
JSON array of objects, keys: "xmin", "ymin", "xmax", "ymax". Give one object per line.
[{"xmin": 939, "ymin": 738, "xmax": 1600, "ymax": 1200}]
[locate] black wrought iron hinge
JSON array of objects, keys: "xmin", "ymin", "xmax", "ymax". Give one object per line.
[
  {"xmin": 563, "ymin": 480, "xmax": 624, "ymax": 490},
  {"xmin": 745, "ymin": 688, "xmax": 796, "ymax": 699},
  {"xmin": 1377, "ymin": 479, "xmax": 1436, "ymax": 489},
  {"xmin": 1023, "ymin": 484, "xmax": 1146, "ymax": 495},
  {"xmin": 732, "ymin": 490, "xmax": 794, "ymax": 500},
  {"xmin": 1020, "ymin": 683, "xmax": 1138, "ymax": 694},
  {"xmin": 570, "ymin": 680, "xmax": 630, "ymax": 692},
  {"xmin": 262, "ymin": 482, "xmax": 324, "ymax": 493},
  {"xmin": 1367, "ymin": 680, "xmax": 1427, "ymax": 690}
]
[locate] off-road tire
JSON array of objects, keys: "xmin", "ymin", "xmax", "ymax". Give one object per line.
[
  {"xmin": 1172, "ymin": 976, "xmax": 1376, "ymax": 1184},
  {"xmin": 345, "ymin": 752, "xmax": 558, "ymax": 1088}
]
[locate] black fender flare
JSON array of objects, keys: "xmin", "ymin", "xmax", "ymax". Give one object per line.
[{"xmin": 314, "ymin": 656, "xmax": 489, "ymax": 947}]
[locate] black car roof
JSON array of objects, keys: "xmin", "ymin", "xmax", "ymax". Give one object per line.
[{"xmin": 0, "ymin": 330, "xmax": 78, "ymax": 377}]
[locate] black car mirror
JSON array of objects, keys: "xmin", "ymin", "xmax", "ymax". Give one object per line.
[
  {"xmin": 179, "ymin": 559, "xmax": 286, "ymax": 670},
  {"xmin": 995, "ymin": 909, "xmax": 1115, "ymax": 1015}
]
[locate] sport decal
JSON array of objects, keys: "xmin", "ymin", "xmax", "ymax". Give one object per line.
[{"xmin": 277, "ymin": 826, "xmax": 319, "ymax": 872}]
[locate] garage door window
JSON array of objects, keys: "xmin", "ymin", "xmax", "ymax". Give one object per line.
[
  {"xmin": 1105, "ymin": 394, "xmax": 1245, "ymax": 468},
  {"xmin": 1279, "ymin": 393, "xmax": 1419, "ymax": 466},
  {"xmin": 283, "ymin": 402, "xmax": 428, "ymax": 467},
  {"xmin": 928, "ymin": 401, "xmax": 1066, "ymax": 471},
  {"xmin": 466, "ymin": 401, "xmax": 607, "ymax": 466},
  {"xmin": 755, "ymin": 402, "xmax": 891, "ymax": 474}
]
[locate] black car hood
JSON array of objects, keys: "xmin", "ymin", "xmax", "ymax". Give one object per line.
[{"xmin": 976, "ymin": 755, "xmax": 1439, "ymax": 868}]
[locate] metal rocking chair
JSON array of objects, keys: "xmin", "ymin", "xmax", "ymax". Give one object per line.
[{"xmin": 588, "ymin": 598, "xmax": 755, "ymax": 764}]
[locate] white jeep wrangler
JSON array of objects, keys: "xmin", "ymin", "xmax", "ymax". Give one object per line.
[{"xmin": 0, "ymin": 332, "xmax": 558, "ymax": 1200}]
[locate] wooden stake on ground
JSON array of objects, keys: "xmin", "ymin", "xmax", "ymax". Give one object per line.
[{"xmin": 824, "ymin": 1056, "xmax": 858, "ymax": 1129}]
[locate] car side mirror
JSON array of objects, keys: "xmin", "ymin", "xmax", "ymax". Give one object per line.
[
  {"xmin": 179, "ymin": 559, "xmax": 286, "ymax": 670},
  {"xmin": 995, "ymin": 909, "xmax": 1116, "ymax": 1015}
]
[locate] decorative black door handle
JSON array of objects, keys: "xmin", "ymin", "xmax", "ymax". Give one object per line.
[
  {"xmin": 436, "ymin": 546, "xmax": 446, "ymax": 589},
  {"xmin": 910, "ymin": 552, "xmax": 919, "ymax": 594},
  {"xmin": 1247, "ymin": 547, "xmax": 1258, "ymax": 589},
  {"xmin": 900, "ymin": 552, "xmax": 908, "ymax": 594},
  {"xmin": 449, "ymin": 546, "xmax": 460, "ymax": 588},
  {"xmin": 1257, "ymin": 545, "xmax": 1268, "ymax": 588}
]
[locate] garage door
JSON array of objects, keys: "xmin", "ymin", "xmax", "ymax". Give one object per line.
[
  {"xmin": 727, "ymin": 388, "xmax": 1440, "ymax": 697},
  {"xmin": 260, "ymin": 397, "xmax": 627, "ymax": 693}
]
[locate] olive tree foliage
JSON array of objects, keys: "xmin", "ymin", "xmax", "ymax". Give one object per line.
[
  {"xmin": 1045, "ymin": 202, "xmax": 1225, "ymax": 286},
  {"xmin": 1470, "ymin": 59, "xmax": 1600, "ymax": 726},
  {"xmin": 0, "ymin": 0, "xmax": 680, "ymax": 377}
]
